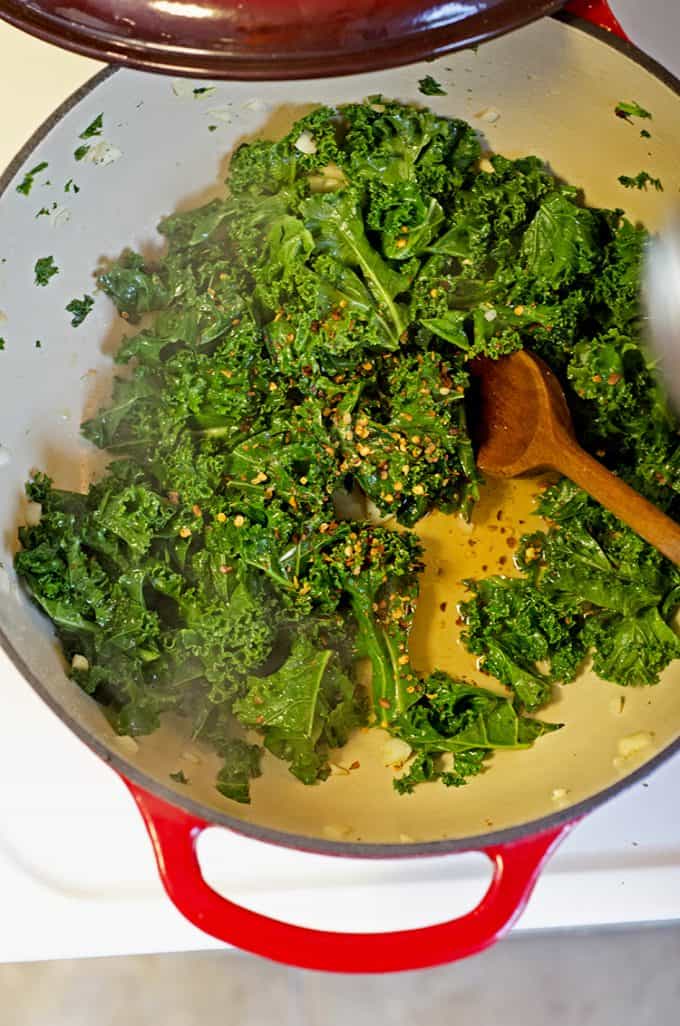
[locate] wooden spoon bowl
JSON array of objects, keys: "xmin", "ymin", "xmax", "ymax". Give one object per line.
[{"xmin": 473, "ymin": 349, "xmax": 680, "ymax": 565}]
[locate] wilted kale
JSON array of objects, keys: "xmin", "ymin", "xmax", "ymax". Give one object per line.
[
  {"xmin": 34, "ymin": 256, "xmax": 59, "ymax": 286},
  {"xmin": 16, "ymin": 98, "xmax": 680, "ymax": 802},
  {"xmin": 16, "ymin": 160, "xmax": 48, "ymax": 196},
  {"xmin": 618, "ymin": 171, "xmax": 663, "ymax": 192},
  {"xmin": 418, "ymin": 75, "xmax": 447, "ymax": 97},
  {"xmin": 462, "ymin": 479, "xmax": 680, "ymax": 704},
  {"xmin": 66, "ymin": 294, "xmax": 94, "ymax": 327},
  {"xmin": 615, "ymin": 100, "xmax": 652, "ymax": 122},
  {"xmin": 79, "ymin": 113, "xmax": 104, "ymax": 139}
]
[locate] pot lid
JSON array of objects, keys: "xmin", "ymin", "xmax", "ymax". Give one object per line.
[{"xmin": 0, "ymin": 0, "xmax": 566, "ymax": 79}]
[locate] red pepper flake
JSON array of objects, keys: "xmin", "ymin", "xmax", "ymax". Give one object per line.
[
  {"xmin": 439, "ymin": 601, "xmax": 448, "ymax": 612},
  {"xmin": 378, "ymin": 698, "xmax": 391, "ymax": 709},
  {"xmin": 350, "ymin": 760, "xmax": 361, "ymax": 770},
  {"xmin": 496, "ymin": 509, "xmax": 503, "ymax": 521},
  {"xmin": 607, "ymin": 372, "xmax": 622, "ymax": 386},
  {"xmin": 506, "ymin": 536, "xmax": 517, "ymax": 548},
  {"xmin": 499, "ymin": 555, "xmax": 508, "ymax": 566}
]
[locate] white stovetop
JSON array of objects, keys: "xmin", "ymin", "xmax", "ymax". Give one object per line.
[{"xmin": 1, "ymin": 1, "xmax": 680, "ymax": 964}]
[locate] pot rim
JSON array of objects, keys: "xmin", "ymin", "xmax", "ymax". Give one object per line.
[{"xmin": 2, "ymin": 13, "xmax": 680, "ymax": 860}]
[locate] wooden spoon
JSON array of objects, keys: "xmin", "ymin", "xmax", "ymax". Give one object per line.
[{"xmin": 473, "ymin": 349, "xmax": 680, "ymax": 566}]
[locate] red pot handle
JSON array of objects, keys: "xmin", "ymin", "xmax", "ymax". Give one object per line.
[
  {"xmin": 125, "ymin": 780, "xmax": 573, "ymax": 972},
  {"xmin": 564, "ymin": 1, "xmax": 628, "ymax": 39}
]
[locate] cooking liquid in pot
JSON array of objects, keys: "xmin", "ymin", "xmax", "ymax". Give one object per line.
[{"xmin": 409, "ymin": 473, "xmax": 554, "ymax": 688}]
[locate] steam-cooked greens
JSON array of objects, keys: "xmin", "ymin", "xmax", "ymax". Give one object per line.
[{"xmin": 15, "ymin": 100, "xmax": 680, "ymax": 801}]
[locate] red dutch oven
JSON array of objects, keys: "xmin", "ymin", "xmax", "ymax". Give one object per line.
[{"xmin": 1, "ymin": 0, "xmax": 679, "ymax": 972}]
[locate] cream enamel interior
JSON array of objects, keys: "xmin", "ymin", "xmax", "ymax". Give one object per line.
[{"xmin": 1, "ymin": 18, "xmax": 679, "ymax": 846}]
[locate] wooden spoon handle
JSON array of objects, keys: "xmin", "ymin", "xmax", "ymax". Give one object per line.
[{"xmin": 555, "ymin": 443, "xmax": 680, "ymax": 566}]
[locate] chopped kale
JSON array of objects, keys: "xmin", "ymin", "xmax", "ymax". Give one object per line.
[
  {"xmin": 65, "ymin": 294, "xmax": 94, "ymax": 326},
  {"xmin": 79, "ymin": 113, "xmax": 104, "ymax": 139},
  {"xmin": 618, "ymin": 171, "xmax": 663, "ymax": 191},
  {"xmin": 418, "ymin": 75, "xmax": 447, "ymax": 96},
  {"xmin": 169, "ymin": 769, "xmax": 189, "ymax": 784},
  {"xmin": 0, "ymin": 338, "xmax": 5, "ymax": 351},
  {"xmin": 34, "ymin": 256, "xmax": 59, "ymax": 286},
  {"xmin": 640, "ymin": 129, "xmax": 651, "ymax": 139},
  {"xmin": 462, "ymin": 481, "xmax": 680, "ymax": 700},
  {"xmin": 64, "ymin": 179, "xmax": 80, "ymax": 194},
  {"xmin": 615, "ymin": 100, "xmax": 652, "ymax": 121},
  {"xmin": 16, "ymin": 161, "xmax": 48, "ymax": 196},
  {"xmin": 74, "ymin": 145, "xmax": 90, "ymax": 162}
]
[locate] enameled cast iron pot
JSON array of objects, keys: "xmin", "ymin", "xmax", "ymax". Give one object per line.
[{"xmin": 1, "ymin": 4, "xmax": 679, "ymax": 972}]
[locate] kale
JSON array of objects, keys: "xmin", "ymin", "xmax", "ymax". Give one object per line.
[
  {"xmin": 66, "ymin": 294, "xmax": 94, "ymax": 327},
  {"xmin": 79, "ymin": 113, "xmax": 104, "ymax": 139},
  {"xmin": 462, "ymin": 480, "xmax": 680, "ymax": 701},
  {"xmin": 418, "ymin": 75, "xmax": 447, "ymax": 96},
  {"xmin": 216, "ymin": 739, "xmax": 262, "ymax": 803},
  {"xmin": 615, "ymin": 101, "xmax": 652, "ymax": 121},
  {"xmin": 74, "ymin": 145, "xmax": 90, "ymax": 162},
  {"xmin": 234, "ymin": 637, "xmax": 366, "ymax": 784},
  {"xmin": 0, "ymin": 338, "xmax": 5, "ymax": 351},
  {"xmin": 34, "ymin": 256, "xmax": 59, "ymax": 286},
  {"xmin": 618, "ymin": 171, "xmax": 663, "ymax": 191},
  {"xmin": 392, "ymin": 674, "xmax": 559, "ymax": 793},
  {"xmin": 16, "ymin": 99, "xmax": 680, "ymax": 803},
  {"xmin": 16, "ymin": 161, "xmax": 48, "ymax": 196}
]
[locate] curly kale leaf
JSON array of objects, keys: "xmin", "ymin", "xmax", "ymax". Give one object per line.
[
  {"xmin": 340, "ymin": 99, "xmax": 479, "ymax": 197},
  {"xmin": 334, "ymin": 350, "xmax": 479, "ymax": 524},
  {"xmin": 618, "ymin": 171, "xmax": 663, "ymax": 192},
  {"xmin": 233, "ymin": 637, "xmax": 366, "ymax": 784},
  {"xmin": 462, "ymin": 480, "xmax": 680, "ymax": 699},
  {"xmin": 302, "ymin": 190, "xmax": 410, "ymax": 343},
  {"xmin": 99, "ymin": 251, "xmax": 171, "ymax": 320},
  {"xmin": 418, "ymin": 75, "xmax": 447, "ymax": 97},
  {"xmin": 393, "ymin": 673, "xmax": 560, "ymax": 793},
  {"xmin": 520, "ymin": 191, "xmax": 600, "ymax": 289},
  {"xmin": 461, "ymin": 576, "xmax": 585, "ymax": 710},
  {"xmin": 367, "ymin": 181, "xmax": 444, "ymax": 261},
  {"xmin": 216, "ymin": 739, "xmax": 263, "ymax": 804}
]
